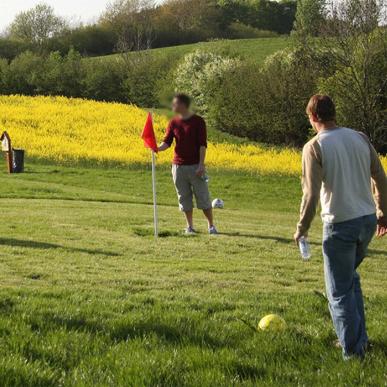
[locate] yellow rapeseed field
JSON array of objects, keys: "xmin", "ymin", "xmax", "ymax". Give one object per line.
[{"xmin": 0, "ymin": 95, "xmax": 385, "ymax": 174}]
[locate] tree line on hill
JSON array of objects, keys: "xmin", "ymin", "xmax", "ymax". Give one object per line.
[
  {"xmin": 0, "ymin": 0, "xmax": 296, "ymax": 60},
  {"xmin": 0, "ymin": 0, "xmax": 385, "ymax": 153}
]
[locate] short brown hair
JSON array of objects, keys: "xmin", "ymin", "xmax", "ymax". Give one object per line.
[
  {"xmin": 306, "ymin": 95, "xmax": 336, "ymax": 122},
  {"xmin": 174, "ymin": 93, "xmax": 191, "ymax": 108}
]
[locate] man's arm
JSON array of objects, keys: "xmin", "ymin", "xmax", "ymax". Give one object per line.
[
  {"xmin": 294, "ymin": 140, "xmax": 323, "ymax": 242},
  {"xmin": 358, "ymin": 132, "xmax": 387, "ymax": 237},
  {"xmin": 158, "ymin": 121, "xmax": 174, "ymax": 152},
  {"xmin": 196, "ymin": 146, "xmax": 207, "ymax": 176},
  {"xmin": 158, "ymin": 142, "xmax": 170, "ymax": 152},
  {"xmin": 370, "ymin": 144, "xmax": 387, "ymax": 237},
  {"xmin": 195, "ymin": 118, "xmax": 208, "ymax": 177}
]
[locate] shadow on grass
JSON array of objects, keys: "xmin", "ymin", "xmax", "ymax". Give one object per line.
[
  {"xmin": 0, "ymin": 237, "xmax": 121, "ymax": 257},
  {"xmin": 228, "ymin": 361, "xmax": 267, "ymax": 381},
  {"xmin": 30, "ymin": 311, "xmax": 225, "ymax": 350},
  {"xmin": 220, "ymin": 232, "xmax": 294, "ymax": 244},
  {"xmin": 111, "ymin": 321, "xmax": 224, "ymax": 349},
  {"xmin": 368, "ymin": 248, "xmax": 387, "ymax": 257},
  {"xmin": 132, "ymin": 228, "xmax": 182, "ymax": 238},
  {"xmin": 220, "ymin": 232, "xmax": 387, "ymax": 256},
  {"xmin": 369, "ymin": 340, "xmax": 387, "ymax": 357}
]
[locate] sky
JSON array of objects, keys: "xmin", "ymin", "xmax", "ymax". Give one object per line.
[{"xmin": 0, "ymin": 0, "xmax": 115, "ymax": 31}]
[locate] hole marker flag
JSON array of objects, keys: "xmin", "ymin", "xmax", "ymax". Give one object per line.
[
  {"xmin": 141, "ymin": 112, "xmax": 158, "ymax": 153},
  {"xmin": 141, "ymin": 112, "xmax": 159, "ymax": 238}
]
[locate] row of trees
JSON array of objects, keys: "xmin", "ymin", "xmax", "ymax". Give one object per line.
[
  {"xmin": 0, "ymin": 48, "xmax": 180, "ymax": 107},
  {"xmin": 0, "ymin": 0, "xmax": 296, "ymax": 59}
]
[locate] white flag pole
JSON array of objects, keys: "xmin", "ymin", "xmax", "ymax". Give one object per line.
[{"xmin": 151, "ymin": 149, "xmax": 158, "ymax": 238}]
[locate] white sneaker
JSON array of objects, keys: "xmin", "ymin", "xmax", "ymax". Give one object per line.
[
  {"xmin": 184, "ymin": 227, "xmax": 197, "ymax": 236},
  {"xmin": 209, "ymin": 226, "xmax": 219, "ymax": 235}
]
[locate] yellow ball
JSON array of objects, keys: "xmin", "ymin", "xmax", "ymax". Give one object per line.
[{"xmin": 258, "ymin": 314, "xmax": 287, "ymax": 332}]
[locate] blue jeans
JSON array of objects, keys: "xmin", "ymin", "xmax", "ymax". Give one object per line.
[{"xmin": 323, "ymin": 214, "xmax": 377, "ymax": 359}]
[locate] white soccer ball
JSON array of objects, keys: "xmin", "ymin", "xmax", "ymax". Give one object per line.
[{"xmin": 212, "ymin": 198, "xmax": 224, "ymax": 209}]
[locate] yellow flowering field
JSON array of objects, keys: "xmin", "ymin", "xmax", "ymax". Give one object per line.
[{"xmin": 0, "ymin": 95, "xmax": 385, "ymax": 174}]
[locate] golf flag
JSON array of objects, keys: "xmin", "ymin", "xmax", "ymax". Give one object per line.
[
  {"xmin": 141, "ymin": 112, "xmax": 158, "ymax": 153},
  {"xmin": 141, "ymin": 112, "xmax": 159, "ymax": 238}
]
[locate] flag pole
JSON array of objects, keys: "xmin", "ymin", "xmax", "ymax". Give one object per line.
[{"xmin": 151, "ymin": 149, "xmax": 158, "ymax": 238}]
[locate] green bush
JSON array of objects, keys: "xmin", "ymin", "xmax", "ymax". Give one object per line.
[
  {"xmin": 38, "ymin": 50, "xmax": 84, "ymax": 97},
  {"xmin": 82, "ymin": 60, "xmax": 126, "ymax": 102},
  {"xmin": 7, "ymin": 51, "xmax": 46, "ymax": 95},
  {"xmin": 173, "ymin": 50, "xmax": 241, "ymax": 114},
  {"xmin": 0, "ymin": 38, "xmax": 28, "ymax": 60},
  {"xmin": 0, "ymin": 50, "xmax": 84, "ymax": 97},
  {"xmin": 0, "ymin": 59, "xmax": 10, "ymax": 93},
  {"xmin": 50, "ymin": 25, "xmax": 116, "ymax": 57},
  {"xmin": 318, "ymin": 29, "xmax": 387, "ymax": 153},
  {"xmin": 227, "ymin": 22, "xmax": 278, "ymax": 39},
  {"xmin": 121, "ymin": 51, "xmax": 178, "ymax": 107},
  {"xmin": 208, "ymin": 48, "xmax": 324, "ymax": 146}
]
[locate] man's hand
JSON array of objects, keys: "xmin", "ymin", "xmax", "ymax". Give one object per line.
[
  {"xmin": 294, "ymin": 230, "xmax": 308, "ymax": 245},
  {"xmin": 196, "ymin": 163, "xmax": 205, "ymax": 177},
  {"xmin": 376, "ymin": 217, "xmax": 387, "ymax": 238},
  {"xmin": 158, "ymin": 142, "xmax": 170, "ymax": 152}
]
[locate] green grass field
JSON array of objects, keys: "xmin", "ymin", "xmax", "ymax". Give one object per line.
[
  {"xmin": 0, "ymin": 161, "xmax": 386, "ymax": 386},
  {"xmin": 94, "ymin": 37, "xmax": 289, "ymax": 65}
]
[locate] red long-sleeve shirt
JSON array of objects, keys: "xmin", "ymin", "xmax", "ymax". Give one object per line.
[{"xmin": 163, "ymin": 115, "xmax": 207, "ymax": 165}]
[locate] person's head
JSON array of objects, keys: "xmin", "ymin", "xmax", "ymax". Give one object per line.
[
  {"xmin": 306, "ymin": 95, "xmax": 337, "ymax": 131},
  {"xmin": 172, "ymin": 93, "xmax": 191, "ymax": 115}
]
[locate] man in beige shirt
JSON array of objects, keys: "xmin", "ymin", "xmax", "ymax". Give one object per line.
[{"xmin": 294, "ymin": 95, "xmax": 387, "ymax": 360}]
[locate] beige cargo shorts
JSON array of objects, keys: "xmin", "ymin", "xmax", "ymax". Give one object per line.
[{"xmin": 172, "ymin": 164, "xmax": 212, "ymax": 212}]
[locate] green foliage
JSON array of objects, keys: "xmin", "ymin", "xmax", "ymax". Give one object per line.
[
  {"xmin": 292, "ymin": 0, "xmax": 327, "ymax": 37},
  {"xmin": 9, "ymin": 3, "xmax": 67, "ymax": 47},
  {"xmin": 7, "ymin": 51, "xmax": 46, "ymax": 95},
  {"xmin": 174, "ymin": 50, "xmax": 241, "ymax": 113},
  {"xmin": 0, "ymin": 38, "xmax": 28, "ymax": 60},
  {"xmin": 0, "ymin": 59, "xmax": 9, "ymax": 93},
  {"xmin": 208, "ymin": 47, "xmax": 329, "ymax": 146},
  {"xmin": 291, "ymin": 1, "xmax": 387, "ymax": 152},
  {"xmin": 318, "ymin": 29, "xmax": 387, "ymax": 153},
  {"xmin": 122, "ymin": 52, "xmax": 175, "ymax": 107},
  {"xmin": 227, "ymin": 23, "xmax": 278, "ymax": 39},
  {"xmin": 82, "ymin": 60, "xmax": 126, "ymax": 102},
  {"xmin": 219, "ymin": 0, "xmax": 297, "ymax": 35},
  {"xmin": 1, "ymin": 50, "xmax": 84, "ymax": 97},
  {"xmin": 48, "ymin": 25, "xmax": 117, "ymax": 57},
  {"xmin": 0, "ymin": 38, "xmax": 287, "ymax": 106}
]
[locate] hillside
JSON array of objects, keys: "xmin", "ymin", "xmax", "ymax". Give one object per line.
[{"xmin": 94, "ymin": 37, "xmax": 289, "ymax": 65}]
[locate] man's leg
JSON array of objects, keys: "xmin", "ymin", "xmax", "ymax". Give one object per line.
[
  {"xmin": 353, "ymin": 214, "xmax": 378, "ymax": 348},
  {"xmin": 322, "ymin": 218, "xmax": 366, "ymax": 359},
  {"xmin": 203, "ymin": 208, "xmax": 214, "ymax": 228},
  {"xmin": 190, "ymin": 166, "xmax": 214, "ymax": 229},
  {"xmin": 184, "ymin": 210, "xmax": 194, "ymax": 229},
  {"xmin": 172, "ymin": 165, "xmax": 194, "ymax": 230}
]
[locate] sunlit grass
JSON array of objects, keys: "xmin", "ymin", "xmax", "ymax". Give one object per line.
[{"xmin": 0, "ymin": 163, "xmax": 386, "ymax": 386}]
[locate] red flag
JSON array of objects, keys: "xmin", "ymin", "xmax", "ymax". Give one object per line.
[{"xmin": 141, "ymin": 113, "xmax": 158, "ymax": 153}]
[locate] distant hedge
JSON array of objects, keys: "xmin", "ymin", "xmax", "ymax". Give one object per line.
[
  {"xmin": 0, "ymin": 50, "xmax": 174, "ymax": 107},
  {"xmin": 207, "ymin": 44, "xmax": 386, "ymax": 152},
  {"xmin": 208, "ymin": 48, "xmax": 324, "ymax": 147}
]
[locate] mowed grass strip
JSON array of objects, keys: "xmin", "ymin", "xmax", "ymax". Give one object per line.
[
  {"xmin": 0, "ymin": 163, "xmax": 386, "ymax": 386},
  {"xmin": 93, "ymin": 37, "xmax": 290, "ymax": 65}
]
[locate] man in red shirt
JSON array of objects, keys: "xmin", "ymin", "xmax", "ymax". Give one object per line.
[{"xmin": 158, "ymin": 94, "xmax": 218, "ymax": 235}]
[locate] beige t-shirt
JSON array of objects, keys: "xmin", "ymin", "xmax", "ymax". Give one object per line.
[{"xmin": 297, "ymin": 127, "xmax": 387, "ymax": 234}]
